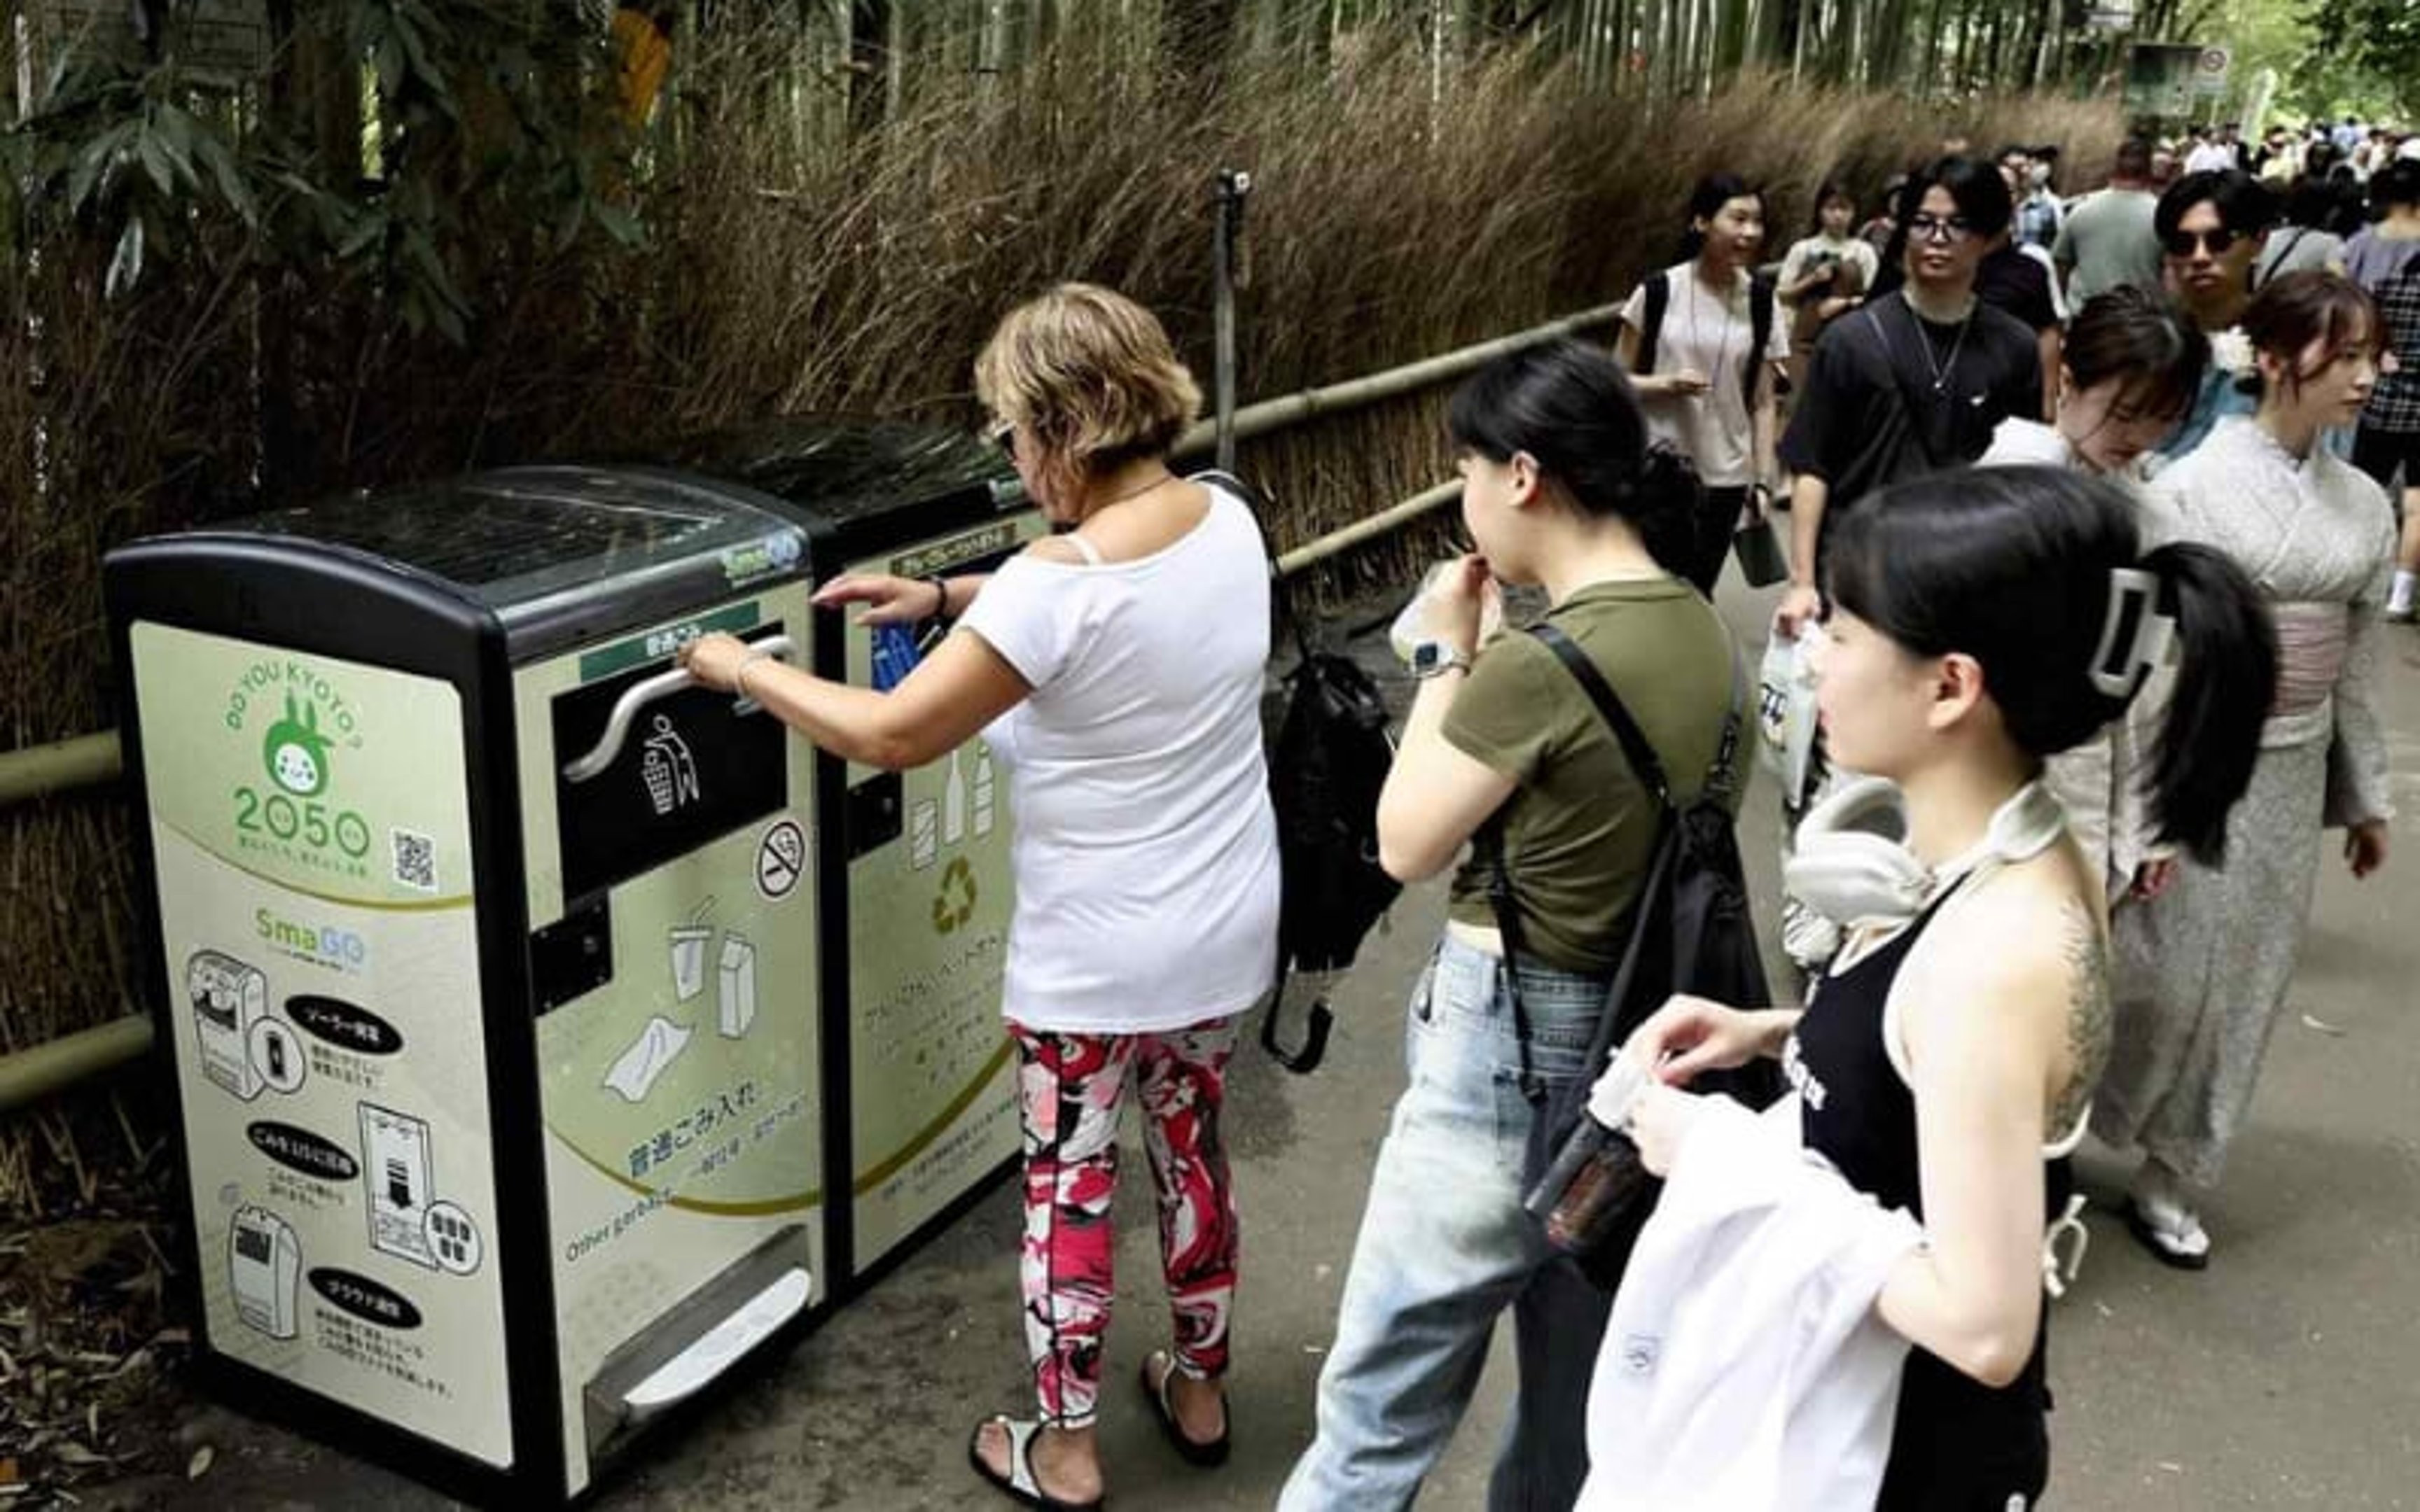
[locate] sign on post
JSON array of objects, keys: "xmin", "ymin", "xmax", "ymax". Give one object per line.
[{"xmin": 2123, "ymin": 43, "xmax": 2203, "ymax": 116}]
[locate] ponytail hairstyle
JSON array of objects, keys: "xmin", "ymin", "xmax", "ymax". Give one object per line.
[
  {"xmin": 1447, "ymin": 337, "xmax": 1703, "ymax": 579},
  {"xmin": 1825, "ymin": 467, "xmax": 2276, "ymax": 864}
]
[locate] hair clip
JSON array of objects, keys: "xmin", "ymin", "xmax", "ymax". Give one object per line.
[{"xmin": 2089, "ymin": 566, "xmax": 2176, "ymax": 699}]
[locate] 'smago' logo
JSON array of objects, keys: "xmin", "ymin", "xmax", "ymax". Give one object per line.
[{"xmin": 263, "ymin": 694, "xmax": 334, "ymax": 797}]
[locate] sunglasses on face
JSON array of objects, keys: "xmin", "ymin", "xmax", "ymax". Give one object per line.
[
  {"xmin": 2161, "ymin": 227, "xmax": 2240, "ymax": 258},
  {"xmin": 985, "ymin": 419, "xmax": 1017, "ymax": 459},
  {"xmin": 1904, "ymin": 214, "xmax": 1975, "ymax": 244}
]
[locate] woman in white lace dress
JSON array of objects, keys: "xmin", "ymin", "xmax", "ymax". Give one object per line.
[{"xmin": 2097, "ymin": 270, "xmax": 2398, "ymax": 1268}]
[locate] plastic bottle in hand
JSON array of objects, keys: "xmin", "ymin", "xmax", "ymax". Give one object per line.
[{"xmin": 1389, "ymin": 558, "xmax": 1503, "ymax": 665}]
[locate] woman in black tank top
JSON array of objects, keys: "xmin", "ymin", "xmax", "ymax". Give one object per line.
[{"xmin": 1611, "ymin": 468, "xmax": 2275, "ymax": 1508}]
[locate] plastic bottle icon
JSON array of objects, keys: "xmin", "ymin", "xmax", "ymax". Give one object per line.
[
  {"xmin": 871, "ymin": 623, "xmax": 922, "ymax": 693},
  {"xmin": 943, "ymin": 747, "xmax": 968, "ymax": 846},
  {"xmin": 973, "ymin": 742, "xmax": 996, "ymax": 838},
  {"xmin": 910, "ymin": 799, "xmax": 939, "ymax": 869}
]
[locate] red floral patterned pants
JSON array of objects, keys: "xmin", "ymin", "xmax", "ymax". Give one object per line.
[{"xmin": 1006, "ymin": 1016, "xmax": 1241, "ymax": 1427}]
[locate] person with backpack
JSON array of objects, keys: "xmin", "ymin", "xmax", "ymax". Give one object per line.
[
  {"xmin": 1597, "ymin": 466, "xmax": 2274, "ymax": 1510},
  {"xmin": 692, "ymin": 284, "xmax": 1277, "ymax": 1512},
  {"xmin": 1615, "ymin": 172, "xmax": 1786, "ymax": 596},
  {"xmin": 1281, "ymin": 339, "xmax": 1742, "ymax": 1512}
]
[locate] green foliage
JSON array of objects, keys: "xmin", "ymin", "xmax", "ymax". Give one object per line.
[
  {"xmin": 0, "ymin": 0, "xmax": 642, "ymax": 342},
  {"xmin": 2291, "ymin": 0, "xmax": 2418, "ymax": 118}
]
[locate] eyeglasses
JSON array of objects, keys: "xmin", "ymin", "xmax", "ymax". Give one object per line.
[
  {"xmin": 985, "ymin": 419, "xmax": 1017, "ymax": 460},
  {"xmin": 1904, "ymin": 214, "xmax": 1975, "ymax": 244},
  {"xmin": 2160, "ymin": 227, "xmax": 2240, "ymax": 258}
]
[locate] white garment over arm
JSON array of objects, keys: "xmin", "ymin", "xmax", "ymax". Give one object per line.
[{"xmin": 1579, "ymin": 1094, "xmax": 1922, "ymax": 1512}]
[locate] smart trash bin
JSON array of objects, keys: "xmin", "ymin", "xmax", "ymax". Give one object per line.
[{"xmin": 106, "ymin": 425, "xmax": 1040, "ymax": 1505}]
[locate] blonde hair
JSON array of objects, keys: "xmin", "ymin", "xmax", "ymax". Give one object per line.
[{"xmin": 974, "ymin": 284, "xmax": 1202, "ymax": 505}]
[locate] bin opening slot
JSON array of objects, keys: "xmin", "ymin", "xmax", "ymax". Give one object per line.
[{"xmin": 580, "ymin": 1224, "xmax": 813, "ymax": 1457}]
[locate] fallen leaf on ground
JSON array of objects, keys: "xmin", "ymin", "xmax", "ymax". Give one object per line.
[
  {"xmin": 186, "ymin": 1446, "xmax": 214, "ymax": 1480},
  {"xmin": 2299, "ymin": 1013, "xmax": 2348, "ymax": 1037}
]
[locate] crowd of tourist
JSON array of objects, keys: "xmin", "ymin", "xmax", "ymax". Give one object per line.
[{"xmin": 665, "ymin": 116, "xmax": 2414, "ymax": 1511}]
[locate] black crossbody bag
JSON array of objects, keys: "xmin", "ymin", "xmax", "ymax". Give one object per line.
[{"xmin": 1481, "ymin": 622, "xmax": 1783, "ymax": 1289}]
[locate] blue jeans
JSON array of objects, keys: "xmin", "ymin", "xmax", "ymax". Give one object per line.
[{"xmin": 1280, "ymin": 934, "xmax": 1613, "ymax": 1512}]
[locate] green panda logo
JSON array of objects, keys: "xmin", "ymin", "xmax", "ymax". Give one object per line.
[{"xmin": 263, "ymin": 694, "xmax": 333, "ymax": 797}]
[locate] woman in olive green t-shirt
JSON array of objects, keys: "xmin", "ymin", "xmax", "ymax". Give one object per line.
[{"xmin": 1281, "ymin": 338, "xmax": 1739, "ymax": 1512}]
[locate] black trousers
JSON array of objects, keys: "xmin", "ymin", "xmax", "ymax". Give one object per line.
[
  {"xmin": 1688, "ymin": 485, "xmax": 1750, "ymax": 598},
  {"xmin": 2352, "ymin": 423, "xmax": 2419, "ymax": 512}
]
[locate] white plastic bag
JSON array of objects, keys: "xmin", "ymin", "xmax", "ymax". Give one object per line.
[{"xmin": 1756, "ymin": 633, "xmax": 1819, "ymax": 805}]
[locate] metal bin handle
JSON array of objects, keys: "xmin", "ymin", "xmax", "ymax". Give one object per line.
[{"xmin": 561, "ymin": 634, "xmax": 795, "ymax": 784}]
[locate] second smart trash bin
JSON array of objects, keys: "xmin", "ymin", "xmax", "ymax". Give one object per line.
[{"xmin": 108, "ymin": 426, "xmax": 1040, "ymax": 1504}]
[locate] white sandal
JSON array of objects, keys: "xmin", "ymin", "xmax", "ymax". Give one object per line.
[{"xmin": 967, "ymin": 1414, "xmax": 1104, "ymax": 1512}]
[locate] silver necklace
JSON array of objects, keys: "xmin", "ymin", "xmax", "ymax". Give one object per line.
[{"xmin": 1903, "ymin": 297, "xmax": 1971, "ymax": 395}]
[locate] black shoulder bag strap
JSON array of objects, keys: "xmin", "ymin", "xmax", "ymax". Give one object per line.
[
  {"xmin": 1637, "ymin": 270, "xmax": 1671, "ymax": 377},
  {"xmin": 2255, "ymin": 227, "xmax": 2309, "ymax": 291},
  {"xmin": 1864, "ymin": 304, "xmax": 1951, "ymax": 473},
  {"xmin": 1484, "ymin": 624, "xmax": 1748, "ymax": 1100},
  {"xmin": 1483, "ymin": 622, "xmax": 1674, "ymax": 1104},
  {"xmin": 1744, "ymin": 272, "xmax": 1776, "ymax": 400}
]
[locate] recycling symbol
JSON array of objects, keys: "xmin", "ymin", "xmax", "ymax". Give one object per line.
[{"xmin": 932, "ymin": 857, "xmax": 978, "ymax": 934}]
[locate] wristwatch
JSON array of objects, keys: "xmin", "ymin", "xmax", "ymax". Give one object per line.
[{"xmin": 1410, "ymin": 640, "xmax": 1473, "ymax": 680}]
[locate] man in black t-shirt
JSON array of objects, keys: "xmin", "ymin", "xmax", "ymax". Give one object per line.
[
  {"xmin": 1775, "ymin": 158, "xmax": 2042, "ymax": 638},
  {"xmin": 1973, "ymin": 233, "xmax": 2062, "ymax": 424}
]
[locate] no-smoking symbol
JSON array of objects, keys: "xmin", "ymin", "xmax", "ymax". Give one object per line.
[{"xmin": 756, "ymin": 819, "xmax": 805, "ymax": 900}]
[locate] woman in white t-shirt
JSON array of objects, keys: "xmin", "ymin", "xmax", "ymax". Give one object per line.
[
  {"xmin": 1616, "ymin": 172, "xmax": 1788, "ymax": 596},
  {"xmin": 682, "ymin": 284, "xmax": 1277, "ymax": 1512}
]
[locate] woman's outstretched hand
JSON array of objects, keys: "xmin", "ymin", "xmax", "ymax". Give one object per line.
[
  {"xmin": 812, "ymin": 572, "xmax": 938, "ymax": 626},
  {"xmin": 1625, "ymin": 993, "xmax": 1770, "ymax": 1086},
  {"xmin": 677, "ymin": 632, "xmax": 750, "ymax": 692}
]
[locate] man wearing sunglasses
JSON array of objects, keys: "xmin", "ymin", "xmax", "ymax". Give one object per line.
[{"xmin": 2149, "ymin": 169, "xmax": 2279, "ymax": 468}]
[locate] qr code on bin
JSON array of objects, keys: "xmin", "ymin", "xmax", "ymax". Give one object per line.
[{"xmin": 391, "ymin": 829, "xmax": 438, "ymax": 892}]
